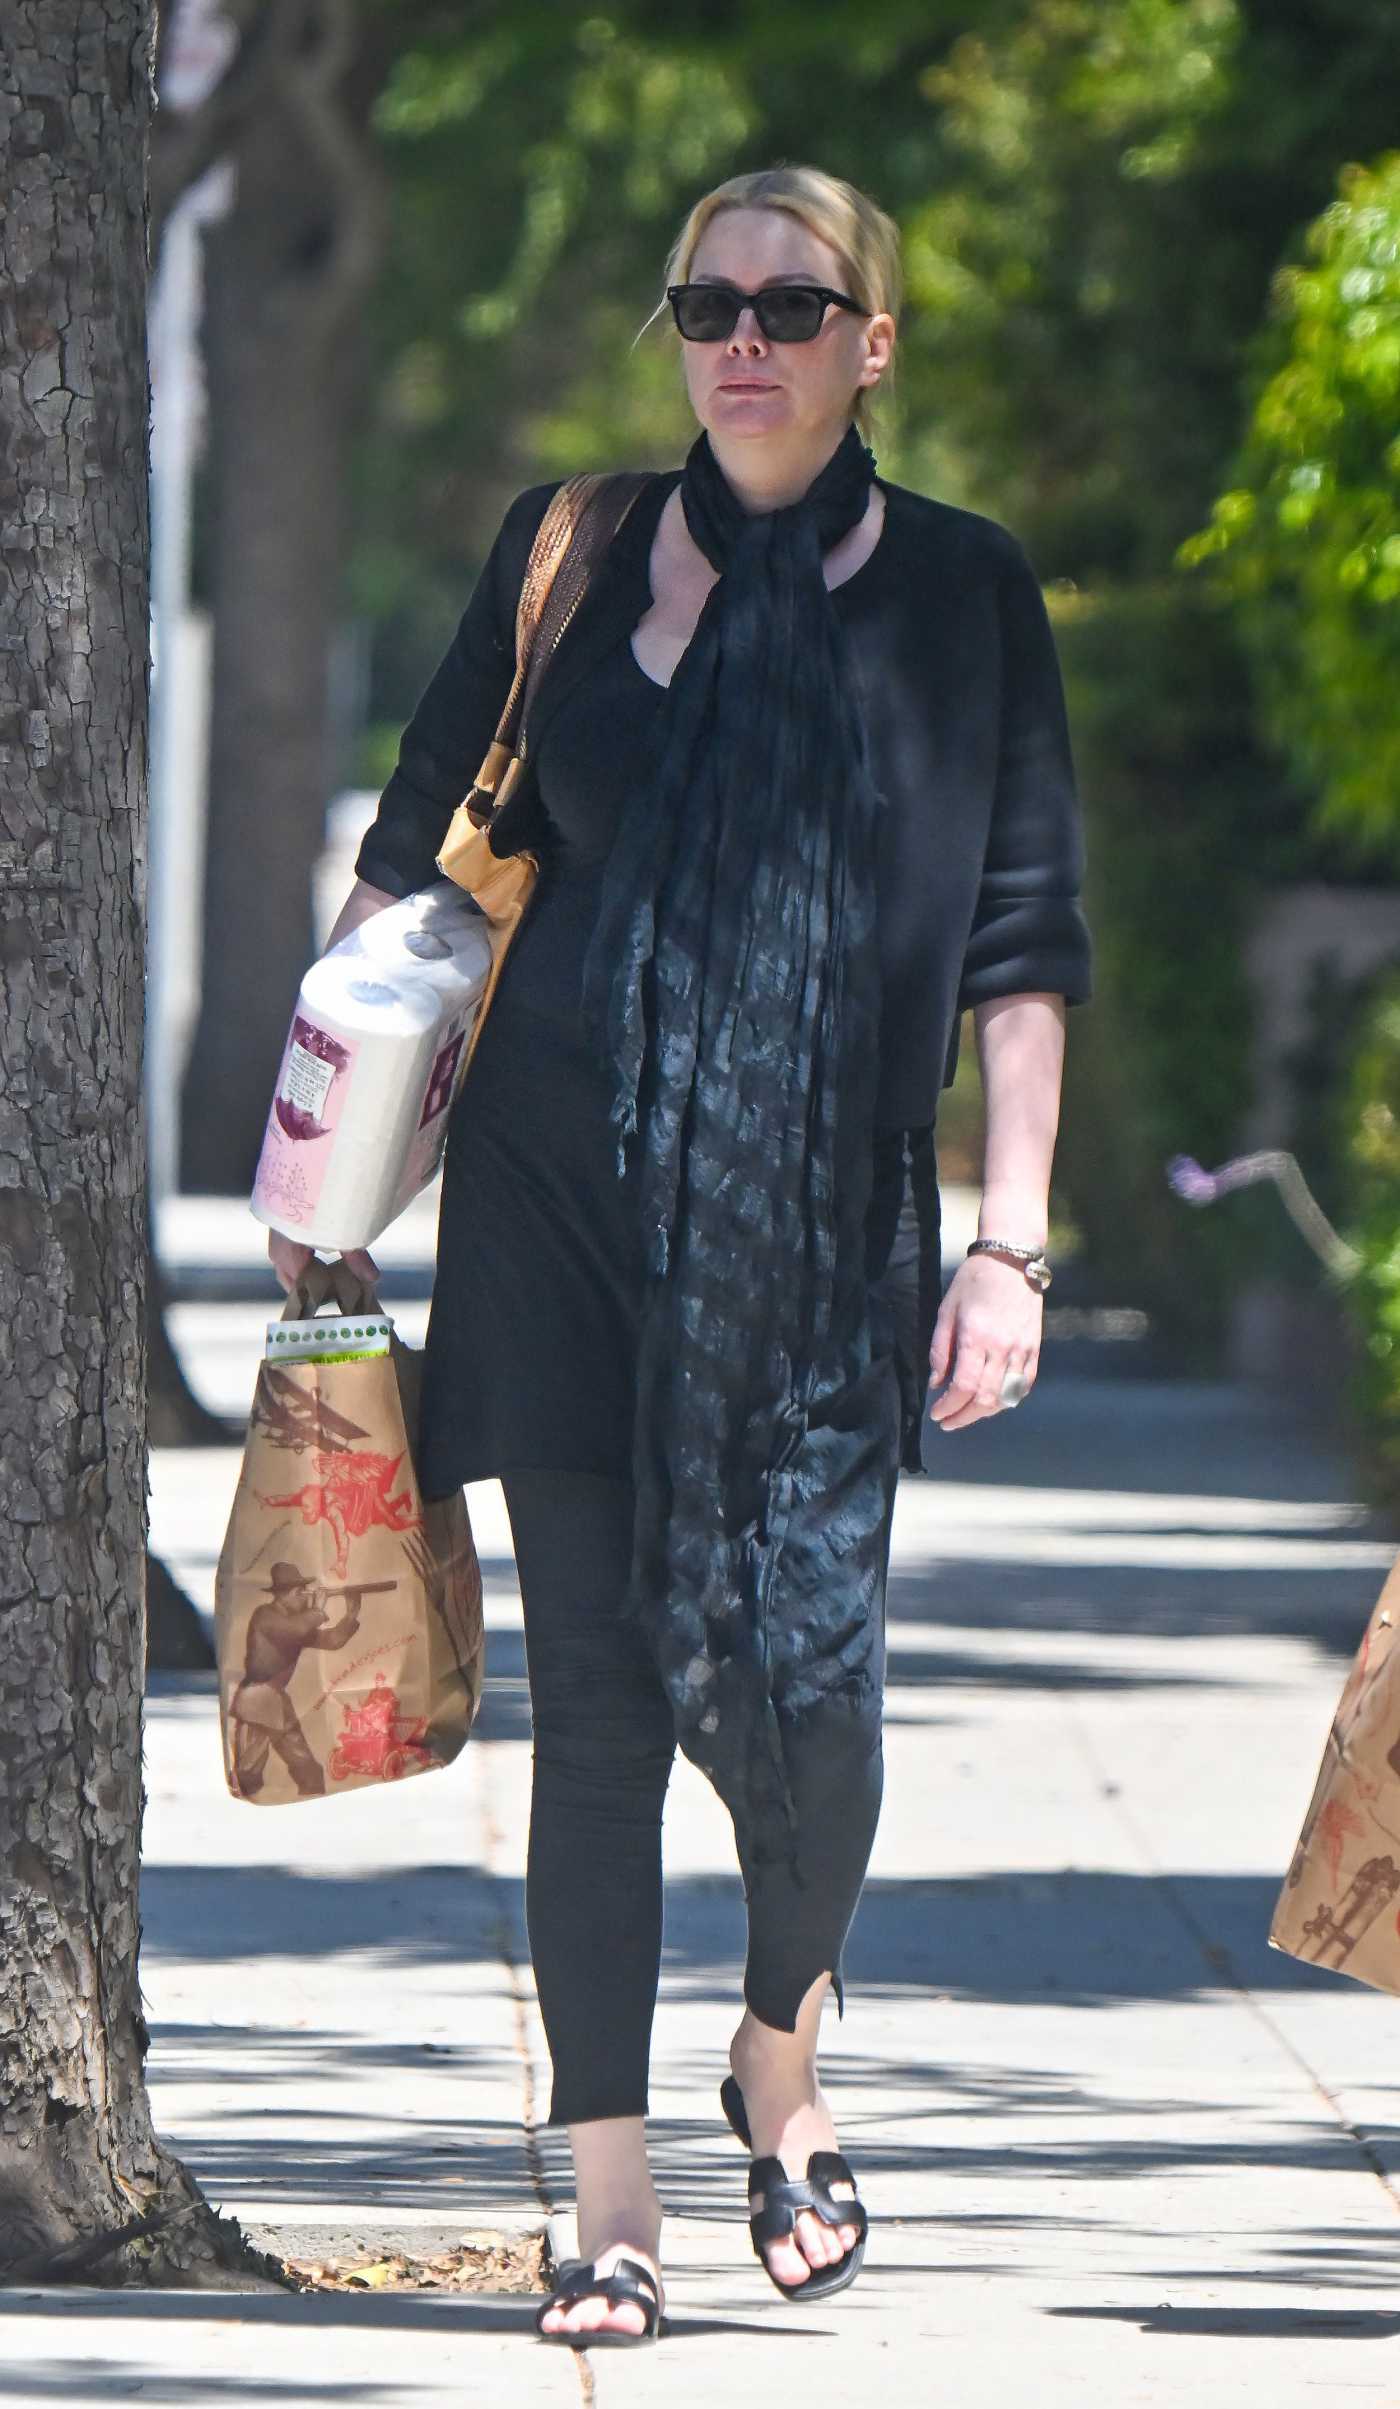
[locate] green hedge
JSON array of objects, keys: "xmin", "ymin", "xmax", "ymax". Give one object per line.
[
  {"xmin": 1339, "ymin": 971, "xmax": 1400, "ymax": 1502},
  {"xmin": 1049, "ymin": 575, "xmax": 1309, "ymax": 1358}
]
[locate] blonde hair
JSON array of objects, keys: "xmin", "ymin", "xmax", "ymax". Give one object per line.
[{"xmin": 643, "ymin": 165, "xmax": 902, "ymax": 443}]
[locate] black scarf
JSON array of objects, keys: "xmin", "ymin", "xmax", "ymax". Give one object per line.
[{"xmin": 581, "ymin": 420, "xmax": 898, "ymax": 1881}]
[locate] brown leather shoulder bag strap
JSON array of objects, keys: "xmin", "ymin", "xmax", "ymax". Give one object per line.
[{"xmin": 467, "ymin": 470, "xmax": 652, "ymax": 819}]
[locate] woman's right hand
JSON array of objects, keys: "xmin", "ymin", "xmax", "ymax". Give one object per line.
[{"xmin": 267, "ymin": 1230, "xmax": 381, "ymax": 1298}]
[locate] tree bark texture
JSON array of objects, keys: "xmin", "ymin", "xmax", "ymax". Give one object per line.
[
  {"xmin": 0, "ymin": 1, "xmax": 265, "ymax": 2284},
  {"xmin": 179, "ymin": 0, "xmax": 390, "ymax": 1190}
]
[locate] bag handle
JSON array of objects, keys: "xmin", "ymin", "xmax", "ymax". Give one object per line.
[
  {"xmin": 282, "ymin": 1257, "xmax": 379, "ymax": 1323},
  {"xmin": 463, "ymin": 470, "xmax": 651, "ymax": 827}
]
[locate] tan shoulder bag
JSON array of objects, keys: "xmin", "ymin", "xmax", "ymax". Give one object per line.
[{"xmin": 436, "ymin": 470, "xmax": 649, "ymax": 1068}]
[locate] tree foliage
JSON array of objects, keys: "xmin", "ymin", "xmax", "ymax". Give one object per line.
[
  {"xmin": 325, "ymin": 0, "xmax": 1400, "ymax": 1360},
  {"xmin": 902, "ymin": 0, "xmax": 1244, "ymax": 570},
  {"xmin": 346, "ymin": 0, "xmax": 965, "ymax": 753},
  {"xmin": 1180, "ymin": 151, "xmax": 1400, "ymax": 864},
  {"xmin": 348, "ymin": 6, "xmax": 755, "ymax": 689},
  {"xmin": 1338, "ymin": 971, "xmax": 1400, "ymax": 1499}
]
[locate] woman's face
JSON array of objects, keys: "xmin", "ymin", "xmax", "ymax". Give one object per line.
[{"xmin": 680, "ymin": 206, "xmax": 892, "ymax": 451}]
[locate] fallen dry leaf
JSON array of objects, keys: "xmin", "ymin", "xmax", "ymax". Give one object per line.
[{"xmin": 282, "ymin": 2231, "xmax": 550, "ymax": 2297}]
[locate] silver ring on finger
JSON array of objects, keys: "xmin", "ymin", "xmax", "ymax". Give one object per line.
[{"xmin": 999, "ymin": 1366, "xmax": 1031, "ymax": 1409}]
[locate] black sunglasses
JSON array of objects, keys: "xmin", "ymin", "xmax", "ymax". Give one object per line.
[{"xmin": 666, "ymin": 280, "xmax": 868, "ymax": 345}]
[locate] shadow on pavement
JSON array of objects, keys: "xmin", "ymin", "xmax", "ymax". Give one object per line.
[
  {"xmin": 140, "ymin": 1864, "xmax": 1346, "ymax": 1998},
  {"xmin": 882, "ymin": 1631, "xmax": 1225, "ymax": 1693},
  {"xmin": 0, "ymin": 2295, "xmax": 798, "ymax": 2361},
  {"xmin": 884, "ymin": 1556, "xmax": 1385, "ymax": 1666},
  {"xmin": 0, "ymin": 2356, "xmax": 394, "ymax": 2403},
  {"xmin": 840, "ymin": 1869, "xmax": 1344, "ymax": 2001},
  {"xmin": 1050, "ymin": 2302, "xmax": 1400, "ymax": 2336},
  {"xmin": 142, "ymin": 1856, "xmax": 1390, "ymax": 2222},
  {"xmin": 920, "ymin": 1373, "xmax": 1395, "ymax": 1513}
]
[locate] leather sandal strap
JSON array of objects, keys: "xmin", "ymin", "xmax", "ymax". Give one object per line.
[
  {"xmin": 542, "ymin": 2255, "xmax": 661, "ymax": 2329},
  {"xmin": 603, "ymin": 2255, "xmax": 662, "ymax": 2311},
  {"xmin": 747, "ymin": 2153, "xmax": 867, "ymax": 2247}
]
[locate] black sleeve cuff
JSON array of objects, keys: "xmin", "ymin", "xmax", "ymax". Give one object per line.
[
  {"xmin": 958, "ymin": 537, "xmax": 1094, "ymax": 1015},
  {"xmin": 352, "ymin": 767, "xmax": 459, "ymax": 898},
  {"xmin": 957, "ymin": 896, "xmax": 1095, "ymax": 1012}
]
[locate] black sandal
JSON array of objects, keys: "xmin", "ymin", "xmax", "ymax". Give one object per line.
[
  {"xmin": 534, "ymin": 2252, "xmax": 665, "ymax": 2347},
  {"xmin": 720, "ymin": 2073, "xmax": 869, "ymax": 2303}
]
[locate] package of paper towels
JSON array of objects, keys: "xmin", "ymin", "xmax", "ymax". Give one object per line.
[{"xmin": 251, "ymin": 885, "xmax": 494, "ymax": 1251}]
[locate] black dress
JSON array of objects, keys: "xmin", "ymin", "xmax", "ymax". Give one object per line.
[{"xmin": 417, "ymin": 625, "xmax": 908, "ymax": 1496}]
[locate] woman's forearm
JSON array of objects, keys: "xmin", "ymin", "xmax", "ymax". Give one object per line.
[
  {"xmin": 972, "ymin": 992, "xmax": 1067, "ymax": 1246},
  {"xmin": 324, "ymin": 875, "xmax": 399, "ymax": 953}
]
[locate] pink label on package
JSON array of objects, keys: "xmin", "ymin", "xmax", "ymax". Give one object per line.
[
  {"xmin": 418, "ymin": 1027, "xmax": 465, "ymax": 1129},
  {"xmin": 254, "ymin": 1013, "xmax": 357, "ymax": 1226},
  {"xmin": 392, "ymin": 1009, "xmax": 472, "ymax": 1215}
]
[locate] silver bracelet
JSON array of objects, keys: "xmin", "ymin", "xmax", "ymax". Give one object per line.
[{"xmin": 967, "ymin": 1238, "xmax": 1053, "ymax": 1293}]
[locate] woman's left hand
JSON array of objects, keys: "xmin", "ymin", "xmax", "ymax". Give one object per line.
[{"xmin": 926, "ymin": 1254, "xmax": 1043, "ymax": 1432}]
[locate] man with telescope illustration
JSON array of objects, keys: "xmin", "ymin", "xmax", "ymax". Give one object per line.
[{"xmin": 229, "ymin": 1559, "xmax": 393, "ymax": 1798}]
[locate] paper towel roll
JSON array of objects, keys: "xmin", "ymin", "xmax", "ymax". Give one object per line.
[{"xmin": 251, "ymin": 886, "xmax": 494, "ymax": 1251}]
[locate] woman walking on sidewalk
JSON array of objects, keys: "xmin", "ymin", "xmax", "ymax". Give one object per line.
[{"xmin": 272, "ymin": 163, "xmax": 1092, "ymax": 2345}]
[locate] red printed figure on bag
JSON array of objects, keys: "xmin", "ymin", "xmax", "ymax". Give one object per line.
[
  {"xmin": 328, "ymin": 1674, "xmax": 434, "ymax": 1784},
  {"xmin": 257, "ymin": 1445, "xmax": 420, "ymax": 1577}
]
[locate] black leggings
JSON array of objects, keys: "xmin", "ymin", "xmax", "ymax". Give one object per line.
[{"xmin": 501, "ymin": 1467, "xmax": 889, "ymax": 2127}]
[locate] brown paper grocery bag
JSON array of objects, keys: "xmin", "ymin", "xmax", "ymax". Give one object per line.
[
  {"xmin": 214, "ymin": 1262, "xmax": 483, "ymax": 1804},
  {"xmin": 1270, "ymin": 1549, "xmax": 1400, "ymax": 1991}
]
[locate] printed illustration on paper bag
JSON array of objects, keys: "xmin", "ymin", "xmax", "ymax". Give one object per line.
[
  {"xmin": 1272, "ymin": 1568, "xmax": 1400, "ymax": 1988},
  {"xmin": 328, "ymin": 1675, "xmax": 433, "ymax": 1784},
  {"xmin": 228, "ymin": 1559, "xmax": 396, "ymax": 1799},
  {"xmin": 252, "ymin": 1366, "xmax": 420, "ymax": 1577},
  {"xmin": 258, "ymin": 1448, "xmax": 420, "ymax": 1578},
  {"xmin": 1298, "ymin": 1853, "xmax": 1400, "ymax": 1971},
  {"xmin": 216, "ymin": 1350, "xmax": 484, "ymax": 1805}
]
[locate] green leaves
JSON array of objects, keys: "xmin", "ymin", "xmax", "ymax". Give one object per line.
[
  {"xmin": 1181, "ymin": 152, "xmax": 1400, "ymax": 863},
  {"xmin": 1340, "ymin": 975, "xmax": 1400, "ymax": 1495}
]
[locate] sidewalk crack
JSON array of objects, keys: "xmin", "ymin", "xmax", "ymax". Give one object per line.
[
  {"xmin": 476, "ymin": 1743, "xmax": 597, "ymax": 2398},
  {"xmin": 476, "ymin": 1749, "xmax": 553, "ymax": 2222}
]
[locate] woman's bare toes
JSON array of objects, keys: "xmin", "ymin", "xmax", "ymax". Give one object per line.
[
  {"xmin": 796, "ymin": 2208, "xmax": 839, "ymax": 2266},
  {"xmin": 542, "ymin": 2289, "xmax": 649, "ymax": 2339},
  {"xmin": 762, "ymin": 2231, "xmax": 813, "ymax": 2287}
]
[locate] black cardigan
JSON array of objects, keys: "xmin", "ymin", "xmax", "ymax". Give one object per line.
[{"xmin": 354, "ymin": 468, "xmax": 1094, "ymax": 1131}]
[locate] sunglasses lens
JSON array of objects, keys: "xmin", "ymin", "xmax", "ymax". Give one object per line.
[
  {"xmin": 759, "ymin": 290, "xmax": 826, "ymax": 341},
  {"xmin": 674, "ymin": 289, "xmax": 739, "ymax": 340},
  {"xmin": 672, "ymin": 286, "xmax": 832, "ymax": 341}
]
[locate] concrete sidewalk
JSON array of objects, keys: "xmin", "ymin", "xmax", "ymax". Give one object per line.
[{"xmin": 5, "ymin": 1369, "xmax": 1400, "ymax": 2403}]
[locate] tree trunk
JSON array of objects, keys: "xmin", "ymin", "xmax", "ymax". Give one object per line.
[
  {"xmin": 0, "ymin": 0, "xmax": 276, "ymax": 2286},
  {"xmin": 179, "ymin": 0, "xmax": 390, "ymax": 1190}
]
